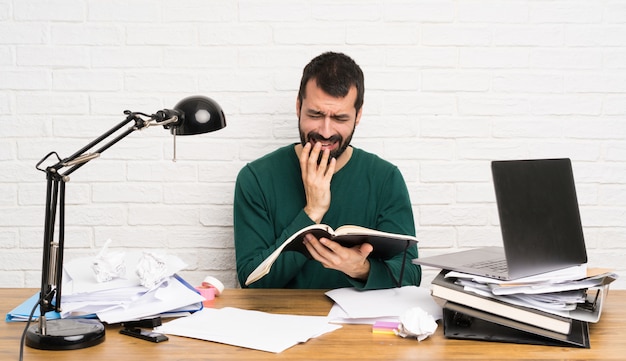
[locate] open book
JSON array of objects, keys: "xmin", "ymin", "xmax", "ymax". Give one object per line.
[{"xmin": 245, "ymin": 224, "xmax": 418, "ymax": 286}]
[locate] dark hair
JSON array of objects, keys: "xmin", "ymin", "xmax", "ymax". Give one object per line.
[{"xmin": 297, "ymin": 52, "xmax": 364, "ymax": 113}]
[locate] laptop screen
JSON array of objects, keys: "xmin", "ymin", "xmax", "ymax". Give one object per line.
[{"xmin": 492, "ymin": 158, "xmax": 588, "ymax": 279}]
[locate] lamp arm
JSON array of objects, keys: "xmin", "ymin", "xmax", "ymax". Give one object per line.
[
  {"xmin": 33, "ymin": 110, "xmax": 177, "ymax": 332},
  {"xmin": 38, "ymin": 111, "xmax": 178, "ymax": 179}
]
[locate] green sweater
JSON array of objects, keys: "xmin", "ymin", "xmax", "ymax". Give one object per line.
[{"xmin": 233, "ymin": 144, "xmax": 421, "ymax": 289}]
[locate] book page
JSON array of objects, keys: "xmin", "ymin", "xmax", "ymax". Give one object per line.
[{"xmin": 334, "ymin": 225, "xmax": 417, "ymax": 241}]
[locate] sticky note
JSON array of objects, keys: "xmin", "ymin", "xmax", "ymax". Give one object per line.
[{"xmin": 372, "ymin": 321, "xmax": 400, "ymax": 334}]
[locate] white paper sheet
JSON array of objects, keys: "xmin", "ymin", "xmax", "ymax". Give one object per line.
[
  {"xmin": 489, "ymin": 270, "xmax": 618, "ymax": 295},
  {"xmin": 325, "ymin": 286, "xmax": 442, "ymax": 323},
  {"xmin": 156, "ymin": 307, "xmax": 341, "ymax": 353},
  {"xmin": 445, "ymin": 264, "xmax": 588, "ymax": 286}
]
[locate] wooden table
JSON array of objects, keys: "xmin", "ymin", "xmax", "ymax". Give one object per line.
[{"xmin": 2, "ymin": 288, "xmax": 625, "ymax": 360}]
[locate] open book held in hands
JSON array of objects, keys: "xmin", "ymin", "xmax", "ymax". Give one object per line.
[{"xmin": 245, "ymin": 224, "xmax": 418, "ymax": 286}]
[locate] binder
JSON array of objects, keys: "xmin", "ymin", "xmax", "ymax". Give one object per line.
[
  {"xmin": 442, "ymin": 301, "xmax": 590, "ymax": 348},
  {"xmin": 431, "ymin": 270, "xmax": 573, "ymax": 334}
]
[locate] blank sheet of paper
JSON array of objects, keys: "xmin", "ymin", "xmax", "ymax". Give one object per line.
[{"xmin": 156, "ymin": 307, "xmax": 341, "ymax": 353}]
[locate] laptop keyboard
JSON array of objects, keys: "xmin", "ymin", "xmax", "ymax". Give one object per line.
[{"xmin": 464, "ymin": 258, "xmax": 509, "ymax": 273}]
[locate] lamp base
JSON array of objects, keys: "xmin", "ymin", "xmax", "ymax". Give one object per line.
[{"xmin": 25, "ymin": 319, "xmax": 105, "ymax": 350}]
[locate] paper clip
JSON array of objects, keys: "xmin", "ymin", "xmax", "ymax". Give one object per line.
[{"xmin": 580, "ymin": 288, "xmax": 600, "ymax": 312}]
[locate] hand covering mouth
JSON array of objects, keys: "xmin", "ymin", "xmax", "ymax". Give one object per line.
[{"xmin": 308, "ymin": 134, "xmax": 342, "ymax": 149}]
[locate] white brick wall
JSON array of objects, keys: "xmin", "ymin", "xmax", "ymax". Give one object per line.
[{"xmin": 1, "ymin": 0, "xmax": 625, "ymax": 290}]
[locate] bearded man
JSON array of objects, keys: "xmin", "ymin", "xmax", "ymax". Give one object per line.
[{"xmin": 233, "ymin": 52, "xmax": 421, "ymax": 289}]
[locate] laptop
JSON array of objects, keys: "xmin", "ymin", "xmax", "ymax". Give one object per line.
[{"xmin": 414, "ymin": 158, "xmax": 588, "ymax": 280}]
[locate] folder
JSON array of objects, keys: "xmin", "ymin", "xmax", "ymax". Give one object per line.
[
  {"xmin": 442, "ymin": 301, "xmax": 590, "ymax": 348},
  {"xmin": 6, "ymin": 292, "xmax": 64, "ymax": 322}
]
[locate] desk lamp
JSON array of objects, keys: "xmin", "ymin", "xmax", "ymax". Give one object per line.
[{"xmin": 25, "ymin": 96, "xmax": 226, "ymax": 350}]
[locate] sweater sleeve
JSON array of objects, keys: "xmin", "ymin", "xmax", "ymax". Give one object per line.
[
  {"xmin": 351, "ymin": 167, "xmax": 421, "ymax": 290},
  {"xmin": 233, "ymin": 164, "xmax": 315, "ymax": 288}
]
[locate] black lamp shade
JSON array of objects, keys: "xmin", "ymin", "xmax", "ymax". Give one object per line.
[{"xmin": 171, "ymin": 96, "xmax": 226, "ymax": 135}]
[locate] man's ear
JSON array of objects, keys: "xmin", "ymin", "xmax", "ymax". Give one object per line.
[
  {"xmin": 296, "ymin": 98, "xmax": 301, "ymax": 119},
  {"xmin": 355, "ymin": 107, "xmax": 363, "ymax": 126}
]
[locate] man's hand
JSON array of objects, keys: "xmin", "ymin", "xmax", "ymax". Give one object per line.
[
  {"xmin": 303, "ymin": 233, "xmax": 373, "ymax": 280},
  {"xmin": 300, "ymin": 142, "xmax": 336, "ymax": 224}
]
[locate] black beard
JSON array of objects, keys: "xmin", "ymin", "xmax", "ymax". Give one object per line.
[{"xmin": 301, "ymin": 133, "xmax": 350, "ymax": 165}]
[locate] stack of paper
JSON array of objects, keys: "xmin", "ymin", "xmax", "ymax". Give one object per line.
[
  {"xmin": 6, "ymin": 252, "xmax": 205, "ymax": 324},
  {"xmin": 446, "ymin": 267, "xmax": 617, "ymax": 322}
]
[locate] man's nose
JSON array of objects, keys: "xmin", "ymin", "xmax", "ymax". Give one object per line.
[{"xmin": 318, "ymin": 116, "xmax": 333, "ymax": 137}]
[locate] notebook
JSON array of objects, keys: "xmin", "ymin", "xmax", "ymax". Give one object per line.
[{"xmin": 414, "ymin": 158, "xmax": 588, "ymax": 280}]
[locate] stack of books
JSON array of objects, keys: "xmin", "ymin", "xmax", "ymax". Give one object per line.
[{"xmin": 430, "ymin": 268, "xmax": 617, "ymax": 348}]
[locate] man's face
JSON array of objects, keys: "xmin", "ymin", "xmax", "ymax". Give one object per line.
[{"xmin": 297, "ymin": 79, "xmax": 362, "ymax": 162}]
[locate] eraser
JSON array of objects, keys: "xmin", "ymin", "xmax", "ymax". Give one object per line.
[{"xmin": 195, "ymin": 285, "xmax": 216, "ymax": 302}]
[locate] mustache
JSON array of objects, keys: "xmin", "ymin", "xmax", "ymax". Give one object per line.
[
  {"xmin": 307, "ymin": 133, "xmax": 342, "ymax": 144},
  {"xmin": 304, "ymin": 133, "xmax": 344, "ymax": 165}
]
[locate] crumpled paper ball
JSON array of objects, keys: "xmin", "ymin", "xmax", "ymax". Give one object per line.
[
  {"xmin": 395, "ymin": 307, "xmax": 438, "ymax": 341},
  {"xmin": 92, "ymin": 239, "xmax": 126, "ymax": 283},
  {"xmin": 135, "ymin": 251, "xmax": 168, "ymax": 289}
]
